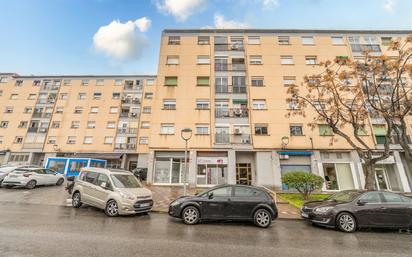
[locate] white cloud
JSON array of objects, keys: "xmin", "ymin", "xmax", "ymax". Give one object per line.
[
  {"xmin": 155, "ymin": 0, "xmax": 206, "ymax": 22},
  {"xmin": 93, "ymin": 17, "xmax": 151, "ymax": 61},
  {"xmin": 213, "ymin": 14, "xmax": 250, "ymax": 29},
  {"xmin": 261, "ymin": 0, "xmax": 279, "ymax": 9},
  {"xmin": 383, "ymin": 0, "xmax": 397, "ymax": 13}
]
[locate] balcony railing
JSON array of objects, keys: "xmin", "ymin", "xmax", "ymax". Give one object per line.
[
  {"xmin": 32, "ymin": 113, "xmax": 52, "ymax": 118},
  {"xmin": 214, "ymin": 43, "xmax": 244, "ymax": 52},
  {"xmin": 117, "ymin": 128, "xmax": 138, "ymax": 134},
  {"xmin": 215, "ymin": 133, "xmax": 251, "ymax": 144},
  {"xmin": 214, "ymin": 63, "xmax": 246, "ymax": 72},
  {"xmin": 40, "ymin": 85, "xmax": 60, "ymax": 91},
  {"xmin": 215, "ymin": 108, "xmax": 249, "ymax": 118},
  {"xmin": 114, "ymin": 143, "xmax": 137, "ymax": 150},
  {"xmin": 27, "ymin": 127, "xmax": 48, "ymax": 133},
  {"xmin": 22, "ymin": 143, "xmax": 44, "ymax": 149},
  {"xmin": 215, "ymin": 85, "xmax": 247, "ymax": 94},
  {"xmin": 36, "ymin": 99, "xmax": 55, "ymax": 105},
  {"xmin": 124, "ymin": 85, "xmax": 143, "ymax": 91},
  {"xmin": 121, "ymin": 98, "xmax": 141, "ymax": 104},
  {"xmin": 120, "ymin": 112, "xmax": 139, "ymax": 118},
  {"xmin": 351, "ymin": 44, "xmax": 381, "ymax": 53}
]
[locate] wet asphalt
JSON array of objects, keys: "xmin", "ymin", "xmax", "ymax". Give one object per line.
[{"xmin": 0, "ymin": 187, "xmax": 411, "ymax": 257}]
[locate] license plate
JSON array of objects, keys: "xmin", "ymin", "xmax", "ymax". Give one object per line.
[
  {"xmin": 140, "ymin": 203, "xmax": 151, "ymax": 208},
  {"xmin": 301, "ymin": 213, "xmax": 309, "ymax": 218}
]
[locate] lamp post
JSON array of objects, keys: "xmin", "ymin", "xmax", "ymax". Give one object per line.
[{"xmin": 181, "ymin": 128, "xmax": 192, "ymax": 196}]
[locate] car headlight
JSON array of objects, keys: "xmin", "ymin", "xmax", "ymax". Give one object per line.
[
  {"xmin": 119, "ymin": 191, "xmax": 135, "ymax": 201},
  {"xmin": 314, "ymin": 206, "xmax": 333, "ymax": 214}
]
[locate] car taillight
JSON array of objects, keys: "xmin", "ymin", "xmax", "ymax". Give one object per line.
[{"xmin": 23, "ymin": 173, "xmax": 32, "ymax": 177}]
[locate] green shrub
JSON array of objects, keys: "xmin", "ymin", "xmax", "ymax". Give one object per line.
[{"xmin": 281, "ymin": 172, "xmax": 324, "ymax": 200}]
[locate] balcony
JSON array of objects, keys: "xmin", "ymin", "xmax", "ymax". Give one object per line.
[
  {"xmin": 117, "ymin": 128, "xmax": 138, "ymax": 134},
  {"xmin": 351, "ymin": 44, "xmax": 381, "ymax": 54},
  {"xmin": 215, "ymin": 108, "xmax": 248, "ymax": 118},
  {"xmin": 214, "ymin": 43, "xmax": 244, "ymax": 52},
  {"xmin": 121, "ymin": 98, "xmax": 141, "ymax": 104},
  {"xmin": 214, "ymin": 63, "xmax": 246, "ymax": 72},
  {"xmin": 114, "ymin": 143, "xmax": 137, "ymax": 150},
  {"xmin": 40, "ymin": 85, "xmax": 60, "ymax": 91},
  {"xmin": 215, "ymin": 85, "xmax": 247, "ymax": 94},
  {"xmin": 32, "ymin": 113, "xmax": 52, "ymax": 118},
  {"xmin": 124, "ymin": 85, "xmax": 143, "ymax": 91},
  {"xmin": 22, "ymin": 143, "xmax": 44, "ymax": 149},
  {"xmin": 36, "ymin": 99, "xmax": 55, "ymax": 105},
  {"xmin": 120, "ymin": 112, "xmax": 139, "ymax": 119},
  {"xmin": 214, "ymin": 133, "xmax": 251, "ymax": 144}
]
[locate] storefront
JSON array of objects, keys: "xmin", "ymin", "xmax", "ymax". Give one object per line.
[
  {"xmin": 278, "ymin": 151, "xmax": 313, "ymax": 190},
  {"xmin": 196, "ymin": 152, "xmax": 228, "ymax": 187},
  {"xmin": 373, "ymin": 155, "xmax": 404, "ymax": 191},
  {"xmin": 153, "ymin": 152, "xmax": 186, "ymax": 185},
  {"xmin": 319, "ymin": 152, "xmax": 358, "ymax": 191}
]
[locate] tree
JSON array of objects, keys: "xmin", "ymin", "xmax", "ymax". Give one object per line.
[
  {"xmin": 287, "ymin": 56, "xmax": 393, "ymax": 190},
  {"xmin": 281, "ymin": 172, "xmax": 324, "ymax": 200}
]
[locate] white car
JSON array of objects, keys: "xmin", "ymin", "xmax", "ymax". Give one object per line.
[
  {"xmin": 2, "ymin": 167, "xmax": 65, "ymax": 189},
  {"xmin": 0, "ymin": 164, "xmax": 38, "ymax": 183},
  {"xmin": 72, "ymin": 167, "xmax": 153, "ymax": 216}
]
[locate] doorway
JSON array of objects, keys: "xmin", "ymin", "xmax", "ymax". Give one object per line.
[
  {"xmin": 236, "ymin": 163, "xmax": 251, "ymax": 185},
  {"xmin": 375, "ymin": 167, "xmax": 391, "ymax": 190}
]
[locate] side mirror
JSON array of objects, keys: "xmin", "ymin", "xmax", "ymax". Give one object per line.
[
  {"xmin": 67, "ymin": 176, "xmax": 75, "ymax": 182},
  {"xmin": 357, "ymin": 199, "xmax": 367, "ymax": 206},
  {"xmin": 208, "ymin": 192, "xmax": 214, "ymax": 199}
]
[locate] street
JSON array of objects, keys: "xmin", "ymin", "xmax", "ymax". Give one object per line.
[{"xmin": 0, "ymin": 199, "xmax": 411, "ymax": 257}]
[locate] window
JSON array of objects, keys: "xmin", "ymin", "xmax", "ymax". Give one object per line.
[
  {"xmin": 196, "ymin": 124, "xmax": 209, "ymax": 135},
  {"xmin": 71, "ymin": 121, "xmax": 80, "ymax": 129},
  {"xmin": 198, "ymin": 36, "xmax": 210, "ymax": 45},
  {"xmin": 208, "ymin": 186, "xmax": 232, "ymax": 197},
  {"xmin": 78, "ymin": 93, "xmax": 86, "ymax": 100},
  {"xmin": 251, "ymin": 76, "xmax": 264, "ymax": 87},
  {"xmin": 146, "ymin": 79, "xmax": 155, "ymax": 86},
  {"xmin": 319, "ymin": 124, "xmax": 334, "ymax": 136},
  {"xmin": 74, "ymin": 107, "xmax": 83, "ymax": 114},
  {"xmin": 141, "ymin": 121, "xmax": 150, "ymax": 129},
  {"xmin": 288, "ymin": 99, "xmax": 300, "ymax": 110},
  {"xmin": 18, "ymin": 121, "xmax": 28, "ymax": 128},
  {"xmin": 197, "ymin": 76, "xmax": 209, "ymax": 86},
  {"xmin": 139, "ymin": 137, "xmax": 148, "ymax": 144},
  {"xmin": 250, "ymin": 55, "xmax": 262, "ymax": 65},
  {"xmin": 168, "ymin": 36, "xmax": 180, "ymax": 45},
  {"xmin": 290, "ymin": 124, "xmax": 303, "ymax": 136},
  {"xmin": 96, "ymin": 79, "xmax": 104, "ymax": 86},
  {"xmin": 93, "ymin": 92, "xmax": 102, "ymax": 100},
  {"xmin": 160, "ymin": 124, "xmax": 175, "ymax": 134},
  {"xmin": 83, "ymin": 136, "xmax": 93, "ymax": 144},
  {"xmin": 32, "ymin": 80, "xmax": 41, "ymax": 86},
  {"xmin": 14, "ymin": 137, "xmax": 23, "ymax": 144},
  {"xmin": 278, "ymin": 36, "xmax": 290, "ymax": 45},
  {"xmin": 112, "ymin": 92, "xmax": 120, "ymax": 99},
  {"xmin": 114, "ymin": 79, "xmax": 123, "ymax": 86},
  {"xmin": 281, "ymin": 55, "xmax": 294, "ymax": 65},
  {"xmin": 51, "ymin": 121, "xmax": 60, "ymax": 128},
  {"xmin": 305, "ymin": 56, "xmax": 317, "ymax": 65},
  {"xmin": 4, "ymin": 107, "xmax": 13, "ymax": 113},
  {"xmin": 24, "ymin": 107, "xmax": 32, "ymax": 113},
  {"xmin": 283, "ymin": 76, "xmax": 296, "ymax": 86},
  {"xmin": 234, "ymin": 186, "xmax": 263, "ymax": 197},
  {"xmin": 63, "ymin": 80, "xmax": 71, "ymax": 86},
  {"xmin": 104, "ymin": 136, "xmax": 113, "ymax": 144},
  {"xmin": 166, "ymin": 56, "xmax": 179, "ymax": 65},
  {"xmin": 143, "ymin": 107, "xmax": 151, "ymax": 114},
  {"xmin": 381, "ymin": 37, "xmax": 392, "ymax": 46},
  {"xmin": 109, "ymin": 107, "xmax": 118, "ymax": 113},
  {"xmin": 107, "ymin": 121, "xmax": 116, "ymax": 129},
  {"xmin": 196, "ymin": 99, "xmax": 209, "ymax": 109},
  {"xmin": 67, "ymin": 136, "xmax": 76, "ymax": 144},
  {"xmin": 163, "ymin": 99, "xmax": 176, "ymax": 110},
  {"xmin": 55, "ymin": 107, "xmax": 63, "ymax": 113},
  {"xmin": 0, "ymin": 136, "xmax": 3, "ymax": 144},
  {"xmin": 87, "ymin": 121, "xmax": 96, "ymax": 129},
  {"xmin": 0, "ymin": 76, "xmax": 9, "ymax": 83},
  {"xmin": 314, "ymin": 101, "xmax": 326, "ymax": 111},
  {"xmin": 0, "ymin": 121, "xmax": 8, "ymax": 128},
  {"xmin": 248, "ymin": 36, "xmax": 260, "ymax": 45},
  {"xmin": 331, "ymin": 36, "xmax": 344, "ymax": 45},
  {"xmin": 28, "ymin": 94, "xmax": 36, "ymax": 100},
  {"xmin": 0, "ymin": 90, "xmax": 3, "ymax": 96},
  {"xmin": 81, "ymin": 79, "xmax": 89, "ymax": 86},
  {"xmin": 90, "ymin": 107, "xmax": 99, "ymax": 113},
  {"xmin": 252, "ymin": 100, "xmax": 266, "ymax": 110},
  {"xmin": 60, "ymin": 93, "xmax": 68, "ymax": 100},
  {"xmin": 301, "ymin": 36, "xmax": 314, "ymax": 45},
  {"xmin": 144, "ymin": 93, "xmax": 153, "ymax": 99},
  {"xmin": 373, "ymin": 125, "xmax": 386, "ymax": 144},
  {"xmin": 195, "ymin": 55, "xmax": 211, "ymax": 65},
  {"xmin": 255, "ymin": 124, "xmax": 268, "ymax": 135},
  {"xmin": 47, "ymin": 136, "xmax": 56, "ymax": 144},
  {"xmin": 359, "ymin": 192, "xmax": 382, "ymax": 204},
  {"xmin": 165, "ymin": 76, "xmax": 177, "ymax": 86},
  {"xmin": 10, "ymin": 94, "xmax": 18, "ymax": 100},
  {"xmin": 14, "ymin": 80, "xmax": 23, "ymax": 86}
]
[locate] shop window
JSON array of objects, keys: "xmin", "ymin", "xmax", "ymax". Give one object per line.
[
  {"xmin": 197, "ymin": 164, "xmax": 227, "ymax": 185},
  {"xmin": 323, "ymin": 163, "xmax": 355, "ymax": 190},
  {"xmin": 154, "ymin": 157, "xmax": 184, "ymax": 184}
]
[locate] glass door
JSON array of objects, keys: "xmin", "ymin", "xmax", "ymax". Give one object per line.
[
  {"xmin": 375, "ymin": 167, "xmax": 391, "ymax": 190},
  {"xmin": 236, "ymin": 163, "xmax": 251, "ymax": 185}
]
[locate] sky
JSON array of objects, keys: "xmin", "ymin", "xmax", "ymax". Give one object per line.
[{"xmin": 0, "ymin": 0, "xmax": 411, "ymax": 76}]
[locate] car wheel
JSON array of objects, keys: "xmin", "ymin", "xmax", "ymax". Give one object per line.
[
  {"xmin": 105, "ymin": 200, "xmax": 119, "ymax": 217},
  {"xmin": 182, "ymin": 206, "xmax": 200, "ymax": 225},
  {"xmin": 56, "ymin": 178, "xmax": 64, "ymax": 186},
  {"xmin": 336, "ymin": 212, "xmax": 357, "ymax": 233},
  {"xmin": 254, "ymin": 209, "xmax": 272, "ymax": 228},
  {"xmin": 26, "ymin": 180, "xmax": 37, "ymax": 189},
  {"xmin": 72, "ymin": 192, "xmax": 82, "ymax": 208}
]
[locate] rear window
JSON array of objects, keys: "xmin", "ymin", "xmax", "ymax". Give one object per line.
[
  {"xmin": 234, "ymin": 187, "xmax": 263, "ymax": 197},
  {"xmin": 84, "ymin": 172, "xmax": 99, "ymax": 184}
]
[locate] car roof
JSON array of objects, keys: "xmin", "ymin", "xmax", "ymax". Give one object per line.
[{"xmin": 81, "ymin": 167, "xmax": 132, "ymax": 175}]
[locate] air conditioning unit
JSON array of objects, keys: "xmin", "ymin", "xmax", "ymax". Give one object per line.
[
  {"xmin": 233, "ymin": 128, "xmax": 242, "ymax": 134},
  {"xmin": 279, "ymin": 154, "xmax": 289, "ymax": 160}
]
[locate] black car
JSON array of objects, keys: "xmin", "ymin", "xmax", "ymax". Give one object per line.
[
  {"xmin": 168, "ymin": 184, "xmax": 278, "ymax": 228},
  {"xmin": 301, "ymin": 190, "xmax": 412, "ymax": 233}
]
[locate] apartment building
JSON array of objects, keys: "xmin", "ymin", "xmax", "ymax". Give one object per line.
[
  {"xmin": 0, "ymin": 74, "xmax": 156, "ymax": 170},
  {"xmin": 146, "ymin": 29, "xmax": 412, "ymax": 193},
  {"xmin": 1, "ymin": 29, "xmax": 412, "ymax": 193}
]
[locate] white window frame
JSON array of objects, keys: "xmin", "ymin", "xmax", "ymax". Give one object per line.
[
  {"xmin": 252, "ymin": 100, "xmax": 266, "ymax": 110},
  {"xmin": 281, "ymin": 56, "xmax": 294, "ymax": 65},
  {"xmin": 160, "ymin": 124, "xmax": 175, "ymax": 135},
  {"xmin": 301, "ymin": 36, "xmax": 314, "ymax": 45}
]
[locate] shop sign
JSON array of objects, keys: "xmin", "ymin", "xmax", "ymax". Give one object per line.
[{"xmin": 197, "ymin": 157, "xmax": 228, "ymax": 165}]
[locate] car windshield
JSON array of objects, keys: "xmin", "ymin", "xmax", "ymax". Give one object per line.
[
  {"xmin": 110, "ymin": 174, "xmax": 142, "ymax": 188},
  {"xmin": 326, "ymin": 191, "xmax": 362, "ymax": 202}
]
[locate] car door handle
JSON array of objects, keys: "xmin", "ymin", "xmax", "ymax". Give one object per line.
[{"xmin": 380, "ymin": 206, "xmax": 387, "ymax": 210}]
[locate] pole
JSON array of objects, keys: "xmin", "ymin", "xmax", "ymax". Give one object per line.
[{"xmin": 183, "ymin": 139, "xmax": 188, "ymax": 196}]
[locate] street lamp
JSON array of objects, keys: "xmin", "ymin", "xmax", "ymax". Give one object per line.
[
  {"xmin": 181, "ymin": 128, "xmax": 192, "ymax": 196},
  {"xmin": 281, "ymin": 136, "xmax": 289, "ymax": 149}
]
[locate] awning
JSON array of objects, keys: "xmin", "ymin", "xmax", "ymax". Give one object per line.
[
  {"xmin": 73, "ymin": 153, "xmax": 124, "ymax": 160},
  {"xmin": 232, "ymin": 99, "xmax": 248, "ymax": 104},
  {"xmin": 278, "ymin": 151, "xmax": 313, "ymax": 156}
]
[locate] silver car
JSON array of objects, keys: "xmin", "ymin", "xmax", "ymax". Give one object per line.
[
  {"xmin": 71, "ymin": 167, "xmax": 153, "ymax": 216},
  {"xmin": 2, "ymin": 167, "xmax": 65, "ymax": 189}
]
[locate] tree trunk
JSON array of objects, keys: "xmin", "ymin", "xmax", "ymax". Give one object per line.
[{"xmin": 363, "ymin": 161, "xmax": 376, "ymax": 191}]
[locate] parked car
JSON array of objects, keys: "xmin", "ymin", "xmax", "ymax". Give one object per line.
[
  {"xmin": 71, "ymin": 167, "xmax": 153, "ymax": 216},
  {"xmin": 2, "ymin": 167, "xmax": 65, "ymax": 189},
  {"xmin": 0, "ymin": 164, "xmax": 38, "ymax": 183},
  {"xmin": 301, "ymin": 190, "xmax": 412, "ymax": 233},
  {"xmin": 168, "ymin": 184, "xmax": 278, "ymax": 228}
]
